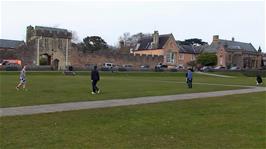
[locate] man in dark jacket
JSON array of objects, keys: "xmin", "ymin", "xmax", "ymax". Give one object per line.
[
  {"xmin": 91, "ymin": 65, "xmax": 100, "ymax": 94},
  {"xmin": 256, "ymin": 74, "xmax": 263, "ymax": 86}
]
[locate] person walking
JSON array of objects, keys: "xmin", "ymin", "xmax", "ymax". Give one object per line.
[
  {"xmin": 186, "ymin": 68, "xmax": 193, "ymax": 88},
  {"xmin": 91, "ymin": 65, "xmax": 100, "ymax": 94},
  {"xmin": 256, "ymin": 74, "xmax": 263, "ymax": 86},
  {"xmin": 16, "ymin": 65, "xmax": 27, "ymax": 91}
]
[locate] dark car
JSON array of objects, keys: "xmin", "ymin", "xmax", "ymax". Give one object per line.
[
  {"xmin": 140, "ymin": 65, "xmax": 150, "ymax": 71},
  {"xmin": 200, "ymin": 66, "xmax": 213, "ymax": 72},
  {"xmin": 4, "ymin": 63, "xmax": 22, "ymax": 71},
  {"xmin": 155, "ymin": 63, "xmax": 168, "ymax": 72}
]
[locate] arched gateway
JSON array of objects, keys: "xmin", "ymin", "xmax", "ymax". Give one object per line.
[{"xmin": 26, "ymin": 25, "xmax": 72, "ymax": 70}]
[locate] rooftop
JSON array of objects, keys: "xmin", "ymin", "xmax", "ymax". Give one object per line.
[
  {"xmin": 0, "ymin": 39, "xmax": 25, "ymax": 49},
  {"xmin": 136, "ymin": 34, "xmax": 172, "ymax": 50},
  {"xmin": 204, "ymin": 38, "xmax": 257, "ymax": 53}
]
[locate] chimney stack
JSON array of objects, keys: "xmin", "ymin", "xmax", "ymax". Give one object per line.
[
  {"xmin": 152, "ymin": 31, "xmax": 159, "ymax": 49},
  {"xmin": 213, "ymin": 35, "xmax": 219, "ymax": 43},
  {"xmin": 232, "ymin": 37, "xmax": 235, "ymax": 42},
  {"xmin": 258, "ymin": 46, "xmax": 262, "ymax": 53}
]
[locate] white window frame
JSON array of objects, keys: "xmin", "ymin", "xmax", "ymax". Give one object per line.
[{"xmin": 166, "ymin": 52, "xmax": 175, "ymax": 64}]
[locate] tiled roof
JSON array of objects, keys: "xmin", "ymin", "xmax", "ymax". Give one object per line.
[
  {"xmin": 177, "ymin": 44, "xmax": 206, "ymax": 54},
  {"xmin": 204, "ymin": 39, "xmax": 257, "ymax": 53},
  {"xmin": 136, "ymin": 34, "xmax": 172, "ymax": 50},
  {"xmin": 0, "ymin": 39, "xmax": 24, "ymax": 49}
]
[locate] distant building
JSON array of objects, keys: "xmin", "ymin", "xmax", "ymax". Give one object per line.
[
  {"xmin": 176, "ymin": 44, "xmax": 206, "ymax": 68},
  {"xmin": 204, "ymin": 35, "xmax": 262, "ymax": 69},
  {"xmin": 26, "ymin": 25, "xmax": 72, "ymax": 70},
  {"xmin": 262, "ymin": 52, "xmax": 266, "ymax": 67},
  {"xmin": 0, "ymin": 39, "xmax": 24, "ymax": 50},
  {"xmin": 0, "ymin": 39, "xmax": 25, "ymax": 62},
  {"xmin": 133, "ymin": 31, "xmax": 179, "ymax": 66}
]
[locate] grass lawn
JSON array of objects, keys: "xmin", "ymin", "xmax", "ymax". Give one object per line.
[
  {"xmin": 0, "ymin": 71, "xmax": 253, "ymax": 107},
  {"xmin": 0, "ymin": 92, "xmax": 265, "ymax": 148}
]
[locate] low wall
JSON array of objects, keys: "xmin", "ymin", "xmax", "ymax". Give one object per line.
[{"xmin": 69, "ymin": 49, "xmax": 164, "ymax": 68}]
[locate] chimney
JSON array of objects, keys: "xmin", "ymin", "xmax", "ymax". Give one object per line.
[
  {"xmin": 258, "ymin": 46, "xmax": 262, "ymax": 53},
  {"xmin": 152, "ymin": 30, "xmax": 159, "ymax": 49},
  {"xmin": 213, "ymin": 35, "xmax": 219, "ymax": 43},
  {"xmin": 232, "ymin": 37, "xmax": 235, "ymax": 42}
]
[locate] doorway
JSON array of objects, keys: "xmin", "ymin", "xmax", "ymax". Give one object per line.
[{"xmin": 52, "ymin": 59, "xmax": 59, "ymax": 70}]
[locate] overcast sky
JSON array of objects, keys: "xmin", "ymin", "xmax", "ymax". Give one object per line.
[{"xmin": 1, "ymin": 0, "xmax": 265, "ymax": 51}]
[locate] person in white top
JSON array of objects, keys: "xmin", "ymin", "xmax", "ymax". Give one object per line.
[{"xmin": 16, "ymin": 65, "xmax": 27, "ymax": 90}]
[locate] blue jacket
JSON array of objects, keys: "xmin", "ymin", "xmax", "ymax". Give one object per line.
[{"xmin": 187, "ymin": 70, "xmax": 192, "ymax": 80}]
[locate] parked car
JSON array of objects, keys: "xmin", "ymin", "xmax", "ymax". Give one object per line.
[
  {"xmin": 155, "ymin": 63, "xmax": 168, "ymax": 71},
  {"xmin": 230, "ymin": 66, "xmax": 241, "ymax": 70},
  {"xmin": 201, "ymin": 66, "xmax": 213, "ymax": 72},
  {"xmin": 103, "ymin": 63, "xmax": 113, "ymax": 69},
  {"xmin": 122, "ymin": 64, "xmax": 133, "ymax": 71},
  {"xmin": 214, "ymin": 66, "xmax": 226, "ymax": 70},
  {"xmin": 1, "ymin": 59, "xmax": 21, "ymax": 66},
  {"xmin": 140, "ymin": 65, "xmax": 150, "ymax": 71},
  {"xmin": 101, "ymin": 63, "xmax": 113, "ymax": 71},
  {"xmin": 4, "ymin": 63, "xmax": 22, "ymax": 71},
  {"xmin": 175, "ymin": 65, "xmax": 184, "ymax": 70}
]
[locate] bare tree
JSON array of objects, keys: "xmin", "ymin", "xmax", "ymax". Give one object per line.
[
  {"xmin": 71, "ymin": 31, "xmax": 80, "ymax": 43},
  {"xmin": 118, "ymin": 32, "xmax": 151, "ymax": 48}
]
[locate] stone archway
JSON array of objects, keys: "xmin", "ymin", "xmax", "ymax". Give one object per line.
[
  {"xmin": 39, "ymin": 54, "xmax": 51, "ymax": 65},
  {"xmin": 52, "ymin": 59, "xmax": 59, "ymax": 70}
]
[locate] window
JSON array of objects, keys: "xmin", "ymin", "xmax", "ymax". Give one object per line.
[
  {"xmin": 166, "ymin": 52, "xmax": 176, "ymax": 63},
  {"xmin": 179, "ymin": 53, "xmax": 184, "ymax": 60},
  {"xmin": 191, "ymin": 54, "xmax": 196, "ymax": 61}
]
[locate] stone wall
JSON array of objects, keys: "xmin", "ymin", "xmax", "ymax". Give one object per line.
[
  {"xmin": 0, "ymin": 44, "xmax": 35, "ymax": 65},
  {"xmin": 1, "ymin": 45, "xmax": 163, "ymax": 69},
  {"xmin": 69, "ymin": 48, "xmax": 163, "ymax": 68}
]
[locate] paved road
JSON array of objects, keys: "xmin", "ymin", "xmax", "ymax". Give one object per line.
[{"xmin": 1, "ymin": 87, "xmax": 265, "ymax": 117}]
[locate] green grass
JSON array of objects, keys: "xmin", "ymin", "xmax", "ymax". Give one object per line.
[
  {"xmin": 0, "ymin": 71, "xmax": 252, "ymax": 107},
  {"xmin": 1, "ymin": 92, "xmax": 265, "ymax": 148}
]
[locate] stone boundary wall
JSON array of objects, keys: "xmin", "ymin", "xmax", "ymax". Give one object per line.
[{"xmin": 70, "ymin": 48, "xmax": 163, "ymax": 68}]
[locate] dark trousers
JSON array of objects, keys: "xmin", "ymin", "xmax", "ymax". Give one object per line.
[
  {"xmin": 92, "ymin": 80, "xmax": 99, "ymax": 93},
  {"xmin": 187, "ymin": 79, "xmax": 192, "ymax": 88}
]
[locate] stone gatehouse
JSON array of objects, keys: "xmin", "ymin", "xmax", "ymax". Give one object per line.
[{"xmin": 26, "ymin": 25, "xmax": 72, "ymax": 70}]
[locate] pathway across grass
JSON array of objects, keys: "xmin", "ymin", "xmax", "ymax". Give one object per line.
[{"xmin": 1, "ymin": 87, "xmax": 265, "ymax": 116}]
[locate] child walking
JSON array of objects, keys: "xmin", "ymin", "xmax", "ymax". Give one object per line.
[{"xmin": 16, "ymin": 65, "xmax": 27, "ymax": 90}]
